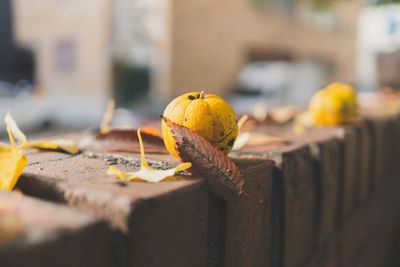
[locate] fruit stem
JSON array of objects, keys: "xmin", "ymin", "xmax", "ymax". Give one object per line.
[{"xmin": 199, "ymin": 91, "xmax": 205, "ymax": 99}]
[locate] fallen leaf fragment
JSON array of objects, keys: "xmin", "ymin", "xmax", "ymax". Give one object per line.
[
  {"xmin": 107, "ymin": 129, "xmax": 191, "ymax": 183},
  {"xmin": 5, "ymin": 112, "xmax": 79, "ymax": 154},
  {"xmin": 162, "ymin": 116, "xmax": 245, "ymax": 200}
]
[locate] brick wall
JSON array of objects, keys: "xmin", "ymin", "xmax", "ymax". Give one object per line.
[{"xmin": 1, "ymin": 107, "xmax": 400, "ymax": 267}]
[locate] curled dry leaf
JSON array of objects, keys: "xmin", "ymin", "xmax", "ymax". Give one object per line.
[
  {"xmin": 5, "ymin": 113, "xmax": 79, "ymax": 154},
  {"xmin": 107, "ymin": 129, "xmax": 191, "ymax": 183},
  {"xmin": 162, "ymin": 116, "xmax": 245, "ymax": 201},
  {"xmin": 79, "ymin": 128, "xmax": 167, "ymax": 153}
]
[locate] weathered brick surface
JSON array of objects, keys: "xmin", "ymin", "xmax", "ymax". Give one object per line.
[
  {"xmin": 0, "ymin": 192, "xmax": 110, "ymax": 267},
  {"xmin": 232, "ymin": 143, "xmax": 317, "ymax": 267},
  {"xmin": 3, "ymin": 102, "xmax": 400, "ymax": 267},
  {"xmin": 365, "ymin": 115, "xmax": 398, "ymax": 188},
  {"xmin": 250, "ymin": 125, "xmax": 342, "ymax": 244},
  {"xmin": 18, "ymin": 153, "xmax": 209, "ymax": 267},
  {"xmin": 223, "ymin": 158, "xmax": 275, "ymax": 267}
]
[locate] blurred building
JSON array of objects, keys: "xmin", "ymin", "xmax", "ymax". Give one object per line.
[
  {"xmin": 151, "ymin": 0, "xmax": 362, "ymax": 98},
  {"xmin": 13, "ymin": 0, "xmax": 112, "ymax": 96},
  {"xmin": 10, "ymin": 0, "xmax": 362, "ymax": 100}
]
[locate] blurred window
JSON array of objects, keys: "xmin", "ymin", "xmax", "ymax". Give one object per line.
[{"xmin": 55, "ymin": 40, "xmax": 76, "ymax": 74}]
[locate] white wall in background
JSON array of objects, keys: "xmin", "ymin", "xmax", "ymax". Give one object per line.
[{"xmin": 357, "ymin": 4, "xmax": 400, "ymax": 90}]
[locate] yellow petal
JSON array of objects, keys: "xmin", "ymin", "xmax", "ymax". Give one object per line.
[
  {"xmin": 232, "ymin": 132, "xmax": 287, "ymax": 151},
  {"xmin": 100, "ymin": 99, "xmax": 115, "ymax": 134},
  {"xmin": 0, "ymin": 146, "xmax": 27, "ymax": 191},
  {"xmin": 28, "ymin": 139, "xmax": 79, "ymax": 154},
  {"xmin": 107, "ymin": 129, "xmax": 192, "ymax": 183},
  {"xmin": 4, "ymin": 112, "xmax": 27, "ymax": 148}
]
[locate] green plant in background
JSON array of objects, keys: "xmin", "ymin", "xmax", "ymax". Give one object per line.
[{"xmin": 375, "ymin": 0, "xmax": 400, "ymax": 4}]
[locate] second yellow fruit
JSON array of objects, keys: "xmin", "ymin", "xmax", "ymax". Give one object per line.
[{"xmin": 309, "ymin": 83, "xmax": 358, "ymax": 126}]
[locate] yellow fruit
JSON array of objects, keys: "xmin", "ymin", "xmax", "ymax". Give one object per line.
[
  {"xmin": 162, "ymin": 91, "xmax": 238, "ymax": 158},
  {"xmin": 309, "ymin": 83, "xmax": 358, "ymax": 126}
]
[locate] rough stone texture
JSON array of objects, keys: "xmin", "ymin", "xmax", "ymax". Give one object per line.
[
  {"xmin": 0, "ymin": 192, "xmax": 110, "ymax": 267},
  {"xmin": 18, "ymin": 153, "xmax": 209, "ymax": 267}
]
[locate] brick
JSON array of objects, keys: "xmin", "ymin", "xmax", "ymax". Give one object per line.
[
  {"xmin": 222, "ymin": 158, "xmax": 275, "ymax": 267},
  {"xmin": 312, "ymin": 138, "xmax": 341, "ymax": 243},
  {"xmin": 305, "ymin": 241, "xmax": 337, "ymax": 267},
  {"xmin": 0, "ymin": 191, "xmax": 110, "ymax": 267},
  {"xmin": 339, "ymin": 171, "xmax": 400, "ymax": 267},
  {"xmin": 365, "ymin": 115, "xmax": 398, "ymax": 189},
  {"xmin": 18, "ymin": 153, "xmax": 208, "ymax": 267},
  {"xmin": 357, "ymin": 122, "xmax": 372, "ymax": 201},
  {"xmin": 256, "ymin": 125, "xmax": 342, "ymax": 243},
  {"xmin": 232, "ymin": 143, "xmax": 317, "ymax": 267}
]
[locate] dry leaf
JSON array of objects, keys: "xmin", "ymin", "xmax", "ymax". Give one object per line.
[
  {"xmin": 0, "ymin": 113, "xmax": 28, "ymax": 191},
  {"xmin": 162, "ymin": 116, "xmax": 245, "ymax": 200},
  {"xmin": 79, "ymin": 128, "xmax": 167, "ymax": 153},
  {"xmin": 107, "ymin": 129, "xmax": 191, "ymax": 183},
  {"xmin": 5, "ymin": 113, "xmax": 79, "ymax": 154}
]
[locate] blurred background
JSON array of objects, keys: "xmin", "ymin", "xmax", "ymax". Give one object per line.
[{"xmin": 1, "ymin": 0, "xmax": 400, "ymax": 134}]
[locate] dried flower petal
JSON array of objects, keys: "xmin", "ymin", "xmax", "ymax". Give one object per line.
[
  {"xmin": 5, "ymin": 112, "xmax": 27, "ymax": 148},
  {"xmin": 100, "ymin": 99, "xmax": 115, "ymax": 134},
  {"xmin": 107, "ymin": 129, "xmax": 191, "ymax": 183}
]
